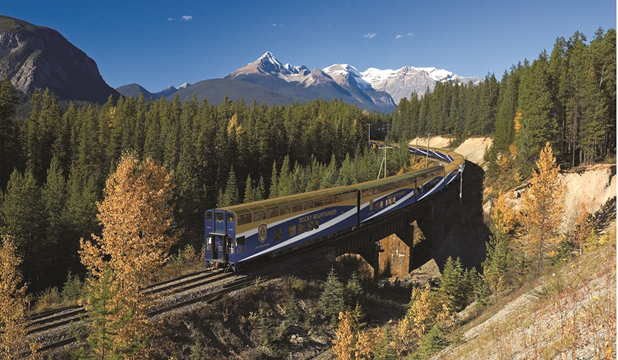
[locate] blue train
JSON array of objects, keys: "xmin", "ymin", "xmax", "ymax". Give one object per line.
[{"xmin": 205, "ymin": 145, "xmax": 465, "ymax": 270}]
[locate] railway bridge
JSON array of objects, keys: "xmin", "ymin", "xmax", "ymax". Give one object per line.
[{"xmin": 317, "ymin": 158, "xmax": 488, "ymax": 278}]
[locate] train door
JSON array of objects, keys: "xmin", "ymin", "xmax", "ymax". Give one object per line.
[
  {"xmin": 205, "ymin": 210, "xmax": 215, "ymax": 262},
  {"xmin": 226, "ymin": 212, "xmax": 236, "ymax": 267},
  {"xmin": 214, "ymin": 210, "xmax": 227, "ymax": 263}
]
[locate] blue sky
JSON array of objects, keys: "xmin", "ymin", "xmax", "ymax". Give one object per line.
[{"xmin": 4, "ymin": 0, "xmax": 615, "ymax": 92}]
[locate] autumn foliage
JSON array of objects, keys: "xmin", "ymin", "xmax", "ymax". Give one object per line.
[
  {"xmin": 0, "ymin": 235, "xmax": 41, "ymax": 359},
  {"xmin": 79, "ymin": 153, "xmax": 178, "ymax": 351},
  {"xmin": 519, "ymin": 142, "xmax": 565, "ymax": 270}
]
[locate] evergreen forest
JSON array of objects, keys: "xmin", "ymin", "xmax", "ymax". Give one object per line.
[{"xmin": 0, "ymin": 28, "xmax": 614, "ymax": 294}]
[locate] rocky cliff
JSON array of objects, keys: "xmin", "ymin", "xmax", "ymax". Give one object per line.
[{"xmin": 0, "ymin": 15, "xmax": 118, "ymax": 103}]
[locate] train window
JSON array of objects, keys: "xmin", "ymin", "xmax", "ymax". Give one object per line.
[
  {"xmin": 298, "ymin": 223, "xmax": 306, "ymax": 234},
  {"xmin": 307, "ymin": 220, "xmax": 313, "ymax": 230},
  {"xmin": 238, "ymin": 213, "xmax": 251, "ymax": 225},
  {"xmin": 343, "ymin": 191, "xmax": 355, "ymax": 201},
  {"xmin": 292, "ymin": 202, "xmax": 302, "ymax": 213},
  {"xmin": 215, "ymin": 212, "xmax": 224, "ymax": 221},
  {"xmin": 333, "ymin": 194, "xmax": 342, "ymax": 203},
  {"xmin": 227, "ymin": 213, "xmax": 234, "ymax": 223},
  {"xmin": 323, "ymin": 195, "xmax": 333, "ymax": 206},
  {"xmin": 314, "ymin": 198, "xmax": 323, "ymax": 207},
  {"xmin": 237, "ymin": 236, "xmax": 245, "ymax": 253},
  {"xmin": 253, "ymin": 210, "xmax": 265, "ymax": 222},
  {"xmin": 314, "ymin": 219, "xmax": 319, "ymax": 229},
  {"xmin": 206, "ymin": 212, "xmax": 212, "ymax": 221},
  {"xmin": 280, "ymin": 205, "xmax": 291, "ymax": 216},
  {"xmin": 274, "ymin": 229, "xmax": 282, "ymax": 241},
  {"xmin": 303, "ymin": 200, "xmax": 313, "ymax": 210},
  {"xmin": 266, "ymin": 206, "xmax": 279, "ymax": 219},
  {"xmin": 288, "ymin": 225, "xmax": 297, "ymax": 237}
]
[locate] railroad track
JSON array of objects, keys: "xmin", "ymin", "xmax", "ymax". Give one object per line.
[
  {"xmin": 27, "ymin": 268, "xmax": 230, "ymax": 336},
  {"xmin": 36, "ymin": 272, "xmax": 264, "ymax": 353}
]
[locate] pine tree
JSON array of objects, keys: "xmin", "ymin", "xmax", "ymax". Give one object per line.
[
  {"xmin": 268, "ymin": 161, "xmax": 278, "ymax": 199},
  {"xmin": 243, "ymin": 174, "xmax": 255, "ymax": 203},
  {"xmin": 0, "ymin": 76, "xmax": 20, "ymax": 190},
  {"xmin": 415, "ymin": 324, "xmax": 450, "ymax": 358},
  {"xmin": 70, "ymin": 264, "xmax": 145, "ymax": 359},
  {"xmin": 374, "ymin": 327, "xmax": 397, "ymax": 360},
  {"xmin": 516, "ymin": 52, "xmax": 559, "ymax": 177},
  {"xmin": 319, "ymin": 268, "xmax": 345, "ymax": 326},
  {"xmin": 0, "ymin": 170, "xmax": 48, "ymax": 287},
  {"xmin": 255, "ymin": 176, "xmax": 266, "ymax": 201},
  {"xmin": 437, "ymin": 257, "xmax": 466, "ymax": 312},
  {"xmin": 219, "ymin": 166, "xmax": 239, "ymax": 207},
  {"xmin": 344, "ymin": 272, "xmax": 363, "ymax": 308}
]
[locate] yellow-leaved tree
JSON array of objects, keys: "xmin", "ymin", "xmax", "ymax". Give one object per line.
[
  {"xmin": 0, "ymin": 235, "xmax": 41, "ymax": 359},
  {"xmin": 79, "ymin": 153, "xmax": 179, "ymax": 353},
  {"xmin": 519, "ymin": 142, "xmax": 564, "ymax": 271}
]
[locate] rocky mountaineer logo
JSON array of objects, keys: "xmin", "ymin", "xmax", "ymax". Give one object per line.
[{"xmin": 258, "ymin": 224, "xmax": 268, "ymax": 243}]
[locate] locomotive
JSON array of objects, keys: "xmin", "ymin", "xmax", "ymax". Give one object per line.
[{"xmin": 205, "ymin": 145, "xmax": 465, "ymax": 271}]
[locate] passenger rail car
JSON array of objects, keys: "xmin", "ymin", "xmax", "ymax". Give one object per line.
[{"xmin": 205, "ymin": 146, "xmax": 465, "ymax": 270}]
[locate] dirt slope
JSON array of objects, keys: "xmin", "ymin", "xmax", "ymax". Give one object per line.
[
  {"xmin": 435, "ymin": 242, "xmax": 616, "ymax": 359},
  {"xmin": 454, "ymin": 137, "xmax": 492, "ymax": 167}
]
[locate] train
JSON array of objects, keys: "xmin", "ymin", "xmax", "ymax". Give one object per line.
[{"xmin": 205, "ymin": 144, "xmax": 465, "ymax": 271}]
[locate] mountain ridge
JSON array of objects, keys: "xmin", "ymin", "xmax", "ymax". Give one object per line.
[{"xmin": 0, "ymin": 15, "xmax": 119, "ymax": 104}]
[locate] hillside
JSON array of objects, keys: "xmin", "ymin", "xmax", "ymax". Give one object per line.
[
  {"xmin": 169, "ymin": 78, "xmax": 302, "ymax": 105},
  {"xmin": 437, "ymin": 241, "xmax": 616, "ymax": 359}
]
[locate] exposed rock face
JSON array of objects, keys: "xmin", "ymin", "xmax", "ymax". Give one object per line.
[{"xmin": 0, "ymin": 15, "xmax": 118, "ymax": 103}]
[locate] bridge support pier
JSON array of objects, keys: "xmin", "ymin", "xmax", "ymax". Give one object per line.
[
  {"xmin": 357, "ymin": 241, "xmax": 382, "ymax": 280},
  {"xmin": 377, "ymin": 225, "xmax": 414, "ymax": 278}
]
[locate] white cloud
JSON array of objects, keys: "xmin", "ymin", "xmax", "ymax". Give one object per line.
[
  {"xmin": 364, "ymin": 33, "xmax": 377, "ymax": 39},
  {"xmin": 168, "ymin": 15, "xmax": 193, "ymax": 21},
  {"xmin": 396, "ymin": 33, "xmax": 415, "ymax": 39},
  {"xmin": 272, "ymin": 23, "xmax": 284, "ymax": 27}
]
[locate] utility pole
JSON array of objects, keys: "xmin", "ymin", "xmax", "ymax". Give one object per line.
[
  {"xmin": 377, "ymin": 146, "xmax": 393, "ymax": 179},
  {"xmin": 425, "ymin": 133, "xmax": 431, "ymax": 167},
  {"xmin": 385, "ymin": 124, "xmax": 391, "ymax": 144},
  {"xmin": 414, "ymin": 134, "xmax": 419, "ymax": 161},
  {"xmin": 459, "ymin": 163, "xmax": 464, "ymax": 203},
  {"xmin": 366, "ymin": 124, "xmax": 371, "ymax": 146}
]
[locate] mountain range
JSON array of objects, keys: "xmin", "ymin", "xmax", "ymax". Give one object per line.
[
  {"xmin": 121, "ymin": 52, "xmax": 481, "ymax": 112},
  {"xmin": 0, "ymin": 15, "xmax": 481, "ymax": 111}
]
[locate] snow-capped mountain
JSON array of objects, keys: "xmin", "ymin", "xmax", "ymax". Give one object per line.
[
  {"xmin": 225, "ymin": 52, "xmax": 396, "ymax": 112},
  {"xmin": 226, "ymin": 52, "xmax": 481, "ymax": 110},
  {"xmin": 227, "ymin": 51, "xmax": 310, "ymax": 79},
  {"xmin": 359, "ymin": 67, "xmax": 482, "ymax": 103}
]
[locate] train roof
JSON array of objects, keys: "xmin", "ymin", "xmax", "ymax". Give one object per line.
[
  {"xmin": 351, "ymin": 165, "xmax": 442, "ymax": 191},
  {"xmin": 220, "ymin": 185, "xmax": 358, "ymax": 216},
  {"xmin": 217, "ymin": 145, "xmax": 465, "ymax": 216}
]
